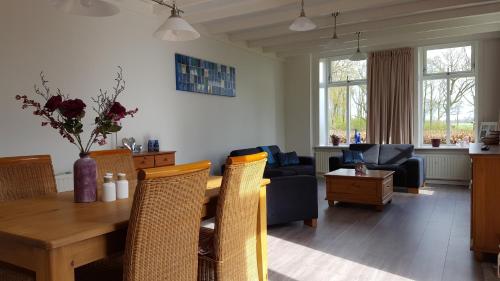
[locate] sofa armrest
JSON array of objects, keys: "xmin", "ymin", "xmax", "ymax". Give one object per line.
[
  {"xmin": 329, "ymin": 156, "xmax": 344, "ymax": 171},
  {"xmin": 298, "ymin": 156, "xmax": 315, "ymax": 175},
  {"xmin": 401, "ymin": 156, "xmax": 425, "ymax": 188},
  {"xmin": 266, "ymin": 175, "xmax": 318, "ymax": 225}
]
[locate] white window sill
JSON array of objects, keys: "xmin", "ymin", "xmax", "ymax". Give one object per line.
[
  {"xmin": 315, "ymin": 145, "xmax": 471, "ymax": 150},
  {"xmin": 415, "ymin": 146, "xmax": 470, "ymax": 150}
]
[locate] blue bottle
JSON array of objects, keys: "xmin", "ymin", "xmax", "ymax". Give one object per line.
[
  {"xmin": 148, "ymin": 140, "xmax": 154, "ymax": 152},
  {"xmin": 354, "ymin": 129, "xmax": 361, "ymax": 144}
]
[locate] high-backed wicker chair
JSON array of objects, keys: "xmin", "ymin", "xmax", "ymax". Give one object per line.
[
  {"xmin": 0, "ymin": 155, "xmax": 57, "ymax": 202},
  {"xmin": 198, "ymin": 152, "xmax": 267, "ymax": 281},
  {"xmin": 89, "ymin": 149, "xmax": 137, "ymax": 187},
  {"xmin": 0, "ymin": 155, "xmax": 57, "ymax": 281},
  {"xmin": 76, "ymin": 160, "xmax": 211, "ymax": 281}
]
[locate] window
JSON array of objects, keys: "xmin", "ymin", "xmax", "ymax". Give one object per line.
[
  {"xmin": 420, "ymin": 44, "xmax": 476, "ymax": 145},
  {"xmin": 319, "ymin": 58, "xmax": 367, "ymax": 145}
]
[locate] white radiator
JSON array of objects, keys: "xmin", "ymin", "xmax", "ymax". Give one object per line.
[
  {"xmin": 418, "ymin": 153, "xmax": 470, "ymax": 181},
  {"xmin": 314, "ymin": 148, "xmax": 342, "ymax": 174},
  {"xmin": 314, "ymin": 147, "xmax": 471, "ymax": 183}
]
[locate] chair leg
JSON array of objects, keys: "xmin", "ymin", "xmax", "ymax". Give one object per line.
[
  {"xmin": 304, "ymin": 218, "xmax": 317, "ymax": 227},
  {"xmin": 407, "ymin": 187, "xmax": 419, "ymax": 194}
]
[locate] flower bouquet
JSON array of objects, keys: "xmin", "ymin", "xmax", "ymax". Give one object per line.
[{"xmin": 16, "ymin": 67, "xmax": 138, "ymax": 202}]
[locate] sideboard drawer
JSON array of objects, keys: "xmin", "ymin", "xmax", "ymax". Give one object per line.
[
  {"xmin": 155, "ymin": 153, "xmax": 175, "ymax": 167},
  {"xmin": 134, "ymin": 156, "xmax": 155, "ymax": 169}
]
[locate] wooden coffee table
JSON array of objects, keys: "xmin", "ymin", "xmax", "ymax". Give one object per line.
[{"xmin": 324, "ymin": 169, "xmax": 394, "ymax": 211}]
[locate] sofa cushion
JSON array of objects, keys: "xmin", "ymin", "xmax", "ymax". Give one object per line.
[
  {"xmin": 259, "ymin": 146, "xmax": 277, "ymax": 166},
  {"xmin": 277, "ymin": 151, "xmax": 300, "ymax": 166},
  {"xmin": 264, "ymin": 167, "xmax": 297, "ymax": 178},
  {"xmin": 278, "ymin": 165, "xmax": 315, "ymax": 176},
  {"xmin": 230, "ymin": 148, "xmax": 261, "ymax": 157},
  {"xmin": 348, "ymin": 144, "xmax": 380, "ymax": 164},
  {"xmin": 266, "ymin": 145, "xmax": 282, "ymax": 156},
  {"xmin": 342, "ymin": 150, "xmax": 364, "ymax": 164},
  {"xmin": 378, "ymin": 144, "xmax": 414, "ymax": 165},
  {"xmin": 258, "ymin": 145, "xmax": 282, "ymax": 167}
]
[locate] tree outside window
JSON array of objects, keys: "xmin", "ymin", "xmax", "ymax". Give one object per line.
[
  {"xmin": 422, "ymin": 45, "xmax": 476, "ymax": 145},
  {"xmin": 325, "ymin": 59, "xmax": 367, "ymax": 144}
]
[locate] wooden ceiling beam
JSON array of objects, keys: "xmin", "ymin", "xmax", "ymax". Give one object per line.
[
  {"xmin": 229, "ymin": 0, "xmax": 500, "ymax": 42},
  {"xmin": 183, "ymin": 0, "xmax": 297, "ymax": 24},
  {"xmin": 262, "ymin": 12, "xmax": 500, "ymax": 52},
  {"xmin": 276, "ymin": 23, "xmax": 500, "ymax": 57},
  {"xmin": 201, "ymin": 0, "xmax": 409, "ymax": 34},
  {"xmin": 248, "ymin": 2, "xmax": 500, "ymax": 48},
  {"xmin": 305, "ymin": 31, "xmax": 500, "ymax": 58}
]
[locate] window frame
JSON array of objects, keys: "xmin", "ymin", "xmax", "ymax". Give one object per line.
[
  {"xmin": 320, "ymin": 56, "xmax": 367, "ymax": 145},
  {"xmin": 418, "ymin": 42, "xmax": 478, "ymax": 147}
]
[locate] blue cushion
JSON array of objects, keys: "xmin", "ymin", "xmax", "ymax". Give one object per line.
[
  {"xmin": 277, "ymin": 151, "xmax": 300, "ymax": 166},
  {"xmin": 259, "ymin": 146, "xmax": 277, "ymax": 166},
  {"xmin": 342, "ymin": 150, "xmax": 364, "ymax": 164}
]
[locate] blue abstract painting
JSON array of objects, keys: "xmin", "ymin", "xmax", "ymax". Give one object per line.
[{"xmin": 175, "ymin": 53, "xmax": 236, "ymax": 97}]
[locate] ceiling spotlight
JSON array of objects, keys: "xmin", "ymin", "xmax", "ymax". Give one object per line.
[
  {"xmin": 48, "ymin": 0, "xmax": 119, "ymax": 17},
  {"xmin": 289, "ymin": 0, "xmax": 316, "ymax": 32},
  {"xmin": 350, "ymin": 32, "xmax": 367, "ymax": 61},
  {"xmin": 152, "ymin": 0, "xmax": 200, "ymax": 41}
]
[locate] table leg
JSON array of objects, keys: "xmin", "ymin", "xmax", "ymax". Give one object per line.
[
  {"xmin": 256, "ymin": 185, "xmax": 268, "ymax": 281},
  {"xmin": 36, "ymin": 248, "xmax": 75, "ymax": 281}
]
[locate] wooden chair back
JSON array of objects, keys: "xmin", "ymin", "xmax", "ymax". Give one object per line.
[
  {"xmin": 0, "ymin": 155, "xmax": 57, "ymax": 202},
  {"xmin": 123, "ymin": 160, "xmax": 211, "ymax": 281},
  {"xmin": 89, "ymin": 149, "xmax": 137, "ymax": 187},
  {"xmin": 213, "ymin": 152, "xmax": 267, "ymax": 281}
]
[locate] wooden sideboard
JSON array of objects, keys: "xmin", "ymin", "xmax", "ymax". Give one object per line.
[
  {"xmin": 132, "ymin": 151, "xmax": 176, "ymax": 170},
  {"xmin": 469, "ymin": 144, "xmax": 500, "ymax": 260}
]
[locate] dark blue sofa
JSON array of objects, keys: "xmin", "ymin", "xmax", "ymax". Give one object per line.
[
  {"xmin": 225, "ymin": 145, "xmax": 318, "ymax": 227},
  {"xmin": 329, "ymin": 144, "xmax": 425, "ymax": 192}
]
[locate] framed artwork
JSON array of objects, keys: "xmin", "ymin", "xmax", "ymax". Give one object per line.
[
  {"xmin": 479, "ymin": 122, "xmax": 498, "ymax": 139},
  {"xmin": 175, "ymin": 53, "xmax": 236, "ymax": 97}
]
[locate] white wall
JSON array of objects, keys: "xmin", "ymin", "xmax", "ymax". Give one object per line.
[
  {"xmin": 284, "ymin": 55, "xmax": 313, "ymax": 156},
  {"xmin": 0, "ymin": 0, "xmax": 285, "ymax": 174},
  {"xmin": 285, "ymin": 38, "xmax": 500, "ymax": 151},
  {"xmin": 478, "ymin": 38, "xmax": 500, "ymax": 122}
]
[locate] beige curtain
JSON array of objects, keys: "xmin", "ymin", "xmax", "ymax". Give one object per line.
[{"xmin": 367, "ymin": 47, "xmax": 415, "ymax": 144}]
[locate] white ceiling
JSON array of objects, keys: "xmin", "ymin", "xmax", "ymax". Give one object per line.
[{"xmin": 119, "ymin": 0, "xmax": 500, "ymax": 57}]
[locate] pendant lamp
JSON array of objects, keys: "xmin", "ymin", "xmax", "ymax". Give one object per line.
[{"xmin": 289, "ymin": 0, "xmax": 316, "ymax": 32}]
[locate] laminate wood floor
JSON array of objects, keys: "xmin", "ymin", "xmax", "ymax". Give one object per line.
[{"xmin": 267, "ymin": 179, "xmax": 488, "ymax": 281}]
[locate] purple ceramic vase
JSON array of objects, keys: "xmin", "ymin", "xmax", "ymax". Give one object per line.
[{"xmin": 74, "ymin": 153, "xmax": 97, "ymax": 203}]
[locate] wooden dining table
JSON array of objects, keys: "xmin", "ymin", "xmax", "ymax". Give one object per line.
[{"xmin": 0, "ymin": 176, "xmax": 270, "ymax": 281}]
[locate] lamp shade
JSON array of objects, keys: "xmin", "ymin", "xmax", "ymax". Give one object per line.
[
  {"xmin": 154, "ymin": 15, "xmax": 200, "ymax": 41},
  {"xmin": 49, "ymin": 0, "xmax": 119, "ymax": 17},
  {"xmin": 289, "ymin": 15, "xmax": 316, "ymax": 32},
  {"xmin": 350, "ymin": 49, "xmax": 367, "ymax": 61}
]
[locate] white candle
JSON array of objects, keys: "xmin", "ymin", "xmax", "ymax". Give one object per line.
[
  {"xmin": 116, "ymin": 173, "xmax": 129, "ymax": 199},
  {"xmin": 102, "ymin": 176, "xmax": 116, "ymax": 202}
]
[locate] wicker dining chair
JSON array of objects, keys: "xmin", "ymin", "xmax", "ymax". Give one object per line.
[
  {"xmin": 76, "ymin": 160, "xmax": 211, "ymax": 281},
  {"xmin": 198, "ymin": 152, "xmax": 267, "ymax": 281},
  {"xmin": 0, "ymin": 154, "xmax": 57, "ymax": 281},
  {"xmin": 89, "ymin": 149, "xmax": 137, "ymax": 187}
]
